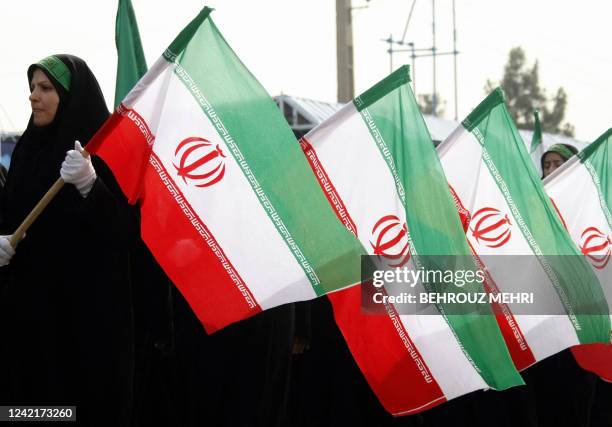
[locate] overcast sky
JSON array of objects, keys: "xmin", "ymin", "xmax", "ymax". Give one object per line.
[{"xmin": 1, "ymin": 1, "xmax": 610, "ymax": 142}]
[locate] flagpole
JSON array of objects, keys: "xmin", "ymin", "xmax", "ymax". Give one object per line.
[
  {"xmin": 9, "ymin": 178, "xmax": 65, "ymax": 247},
  {"xmin": 9, "ymin": 149, "xmax": 90, "ymax": 248}
]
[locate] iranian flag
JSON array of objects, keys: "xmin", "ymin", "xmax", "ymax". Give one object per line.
[
  {"xmin": 544, "ymin": 129, "xmax": 612, "ymax": 381},
  {"xmin": 437, "ymin": 89, "xmax": 611, "ymax": 371},
  {"xmin": 301, "ymin": 66, "xmax": 523, "ymax": 416},
  {"xmin": 86, "ymin": 7, "xmax": 366, "ymax": 332}
]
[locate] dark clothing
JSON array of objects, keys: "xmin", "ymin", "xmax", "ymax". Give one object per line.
[
  {"xmin": 422, "ymin": 350, "xmax": 598, "ymax": 427},
  {"xmin": 591, "ymin": 379, "xmax": 612, "ymax": 427},
  {"xmin": 529, "ymin": 350, "xmax": 597, "ymax": 427},
  {"xmin": 420, "ymin": 377, "xmax": 537, "ymax": 427},
  {"xmin": 130, "ymin": 241, "xmax": 177, "ymax": 427},
  {"xmin": 289, "ymin": 298, "xmax": 419, "ymax": 427},
  {"xmin": 0, "ymin": 164, "xmax": 7, "ymax": 190},
  {"xmin": 0, "ymin": 55, "xmax": 136, "ymax": 426},
  {"xmin": 172, "ymin": 287, "xmax": 295, "ymax": 427}
]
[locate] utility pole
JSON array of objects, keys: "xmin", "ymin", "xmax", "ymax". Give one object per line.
[
  {"xmin": 431, "ymin": 0, "xmax": 437, "ymax": 117},
  {"xmin": 452, "ymin": 0, "xmax": 458, "ymax": 120},
  {"xmin": 336, "ymin": 0, "xmax": 355, "ymax": 102}
]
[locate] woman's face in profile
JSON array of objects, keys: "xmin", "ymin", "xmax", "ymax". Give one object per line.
[{"xmin": 29, "ymin": 68, "xmax": 60, "ymax": 127}]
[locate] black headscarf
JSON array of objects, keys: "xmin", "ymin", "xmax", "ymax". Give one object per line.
[{"xmin": 1, "ymin": 54, "xmax": 109, "ymax": 233}]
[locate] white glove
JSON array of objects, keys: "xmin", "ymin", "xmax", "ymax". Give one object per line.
[
  {"xmin": 0, "ymin": 235, "xmax": 15, "ymax": 267},
  {"xmin": 60, "ymin": 140, "xmax": 97, "ymax": 197}
]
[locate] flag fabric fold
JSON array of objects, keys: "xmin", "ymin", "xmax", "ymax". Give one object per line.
[
  {"xmin": 89, "ymin": 7, "xmax": 366, "ymax": 332},
  {"xmin": 530, "ymin": 109, "xmax": 543, "ymax": 154},
  {"xmin": 529, "ymin": 109, "xmax": 545, "ymax": 175},
  {"xmin": 437, "ymin": 89, "xmax": 610, "ymax": 371},
  {"xmin": 114, "ymin": 0, "xmax": 148, "ymax": 107},
  {"xmin": 301, "ymin": 66, "xmax": 523, "ymax": 416},
  {"xmin": 544, "ymin": 128, "xmax": 612, "ymax": 381}
]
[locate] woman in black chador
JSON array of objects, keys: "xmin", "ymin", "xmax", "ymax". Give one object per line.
[{"xmin": 0, "ymin": 55, "xmax": 136, "ymax": 426}]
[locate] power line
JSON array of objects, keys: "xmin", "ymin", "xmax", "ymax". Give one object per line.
[
  {"xmin": 400, "ymin": 0, "xmax": 417, "ymax": 44},
  {"xmin": 382, "ymin": 0, "xmax": 459, "ymax": 119}
]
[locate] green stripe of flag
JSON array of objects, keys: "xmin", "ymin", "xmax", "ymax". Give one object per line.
[
  {"xmin": 354, "ymin": 65, "xmax": 411, "ymax": 112},
  {"xmin": 355, "ymin": 68, "xmax": 523, "ymax": 390},
  {"xmin": 162, "ymin": 8, "xmax": 365, "ymax": 294},
  {"xmin": 465, "ymin": 89, "xmax": 610, "ymax": 344},
  {"xmin": 579, "ymin": 128, "xmax": 612, "ymax": 230},
  {"xmin": 114, "ymin": 0, "xmax": 148, "ymax": 107}
]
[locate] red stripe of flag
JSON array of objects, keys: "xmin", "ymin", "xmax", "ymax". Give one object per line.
[
  {"xmin": 141, "ymin": 152, "xmax": 261, "ymax": 333},
  {"xmin": 91, "ymin": 106, "xmax": 261, "ymax": 332},
  {"xmin": 328, "ymin": 285, "xmax": 446, "ymax": 416},
  {"xmin": 88, "ymin": 104, "xmax": 155, "ymax": 203}
]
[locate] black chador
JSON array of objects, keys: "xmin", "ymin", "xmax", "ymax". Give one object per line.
[{"xmin": 0, "ymin": 55, "xmax": 137, "ymax": 426}]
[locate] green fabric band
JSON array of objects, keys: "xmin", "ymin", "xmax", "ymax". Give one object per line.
[
  {"xmin": 546, "ymin": 144, "xmax": 576, "ymax": 161},
  {"xmin": 37, "ymin": 56, "xmax": 71, "ymax": 91}
]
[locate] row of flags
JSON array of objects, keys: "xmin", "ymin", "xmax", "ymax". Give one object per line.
[
  {"xmin": 104, "ymin": 2, "xmax": 611, "ymax": 416},
  {"xmin": 440, "ymin": 89, "xmax": 610, "ymax": 364},
  {"xmin": 301, "ymin": 69, "xmax": 523, "ymax": 413},
  {"xmin": 544, "ymin": 130, "xmax": 612, "ymax": 384}
]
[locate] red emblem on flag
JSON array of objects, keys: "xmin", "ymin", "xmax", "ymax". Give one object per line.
[
  {"xmin": 370, "ymin": 215, "xmax": 411, "ymax": 268},
  {"xmin": 580, "ymin": 227, "xmax": 611, "ymax": 270},
  {"xmin": 470, "ymin": 207, "xmax": 512, "ymax": 248},
  {"xmin": 173, "ymin": 137, "xmax": 226, "ymax": 187}
]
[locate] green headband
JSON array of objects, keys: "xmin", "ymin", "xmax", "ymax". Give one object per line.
[
  {"xmin": 546, "ymin": 144, "xmax": 576, "ymax": 161},
  {"xmin": 36, "ymin": 56, "xmax": 71, "ymax": 91}
]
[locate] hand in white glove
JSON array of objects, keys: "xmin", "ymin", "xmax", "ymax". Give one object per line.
[
  {"xmin": 0, "ymin": 235, "xmax": 15, "ymax": 267},
  {"xmin": 60, "ymin": 140, "xmax": 97, "ymax": 197}
]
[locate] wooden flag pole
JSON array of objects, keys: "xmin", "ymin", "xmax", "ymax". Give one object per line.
[
  {"xmin": 9, "ymin": 147, "xmax": 90, "ymax": 248},
  {"xmin": 9, "ymin": 178, "xmax": 65, "ymax": 247}
]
